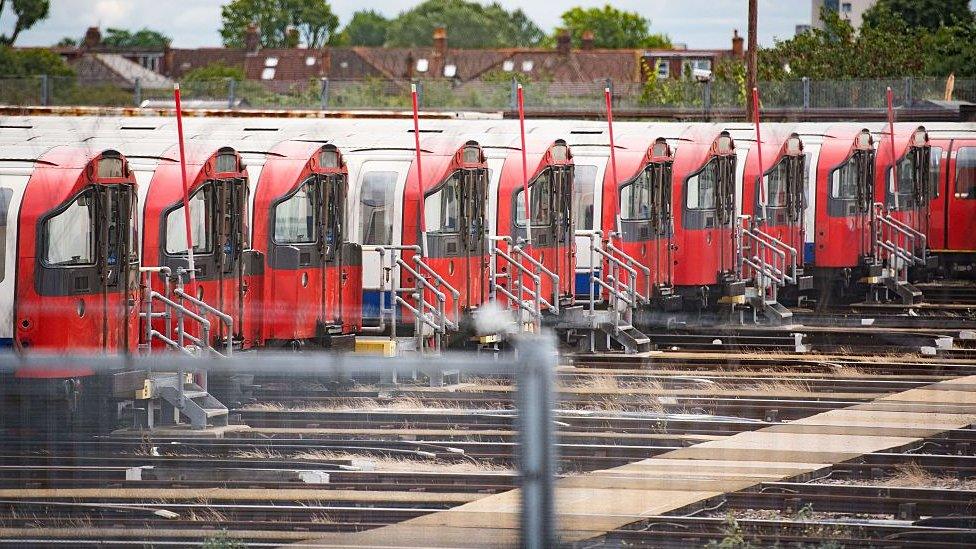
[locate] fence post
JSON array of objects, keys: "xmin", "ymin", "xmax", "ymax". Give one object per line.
[
  {"xmin": 802, "ymin": 77, "xmax": 810, "ymax": 110},
  {"xmin": 903, "ymin": 76, "xmax": 913, "ymax": 107},
  {"xmin": 227, "ymin": 78, "xmax": 237, "ymax": 109},
  {"xmin": 134, "ymin": 78, "xmax": 142, "ymax": 107},
  {"xmin": 39, "ymin": 74, "xmax": 48, "ymax": 106},
  {"xmin": 510, "ymin": 77, "xmax": 518, "ymax": 111},
  {"xmin": 515, "ymin": 335, "xmax": 557, "ymax": 549},
  {"xmin": 320, "ymin": 77, "xmax": 330, "ymax": 110},
  {"xmin": 703, "ymin": 79, "xmax": 712, "ymax": 117}
]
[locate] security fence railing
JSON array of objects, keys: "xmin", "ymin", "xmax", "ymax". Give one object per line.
[{"xmin": 0, "ymin": 75, "xmax": 970, "ymax": 113}]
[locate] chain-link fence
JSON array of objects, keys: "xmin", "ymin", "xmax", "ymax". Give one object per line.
[{"xmin": 0, "ymin": 75, "xmax": 969, "ymax": 113}]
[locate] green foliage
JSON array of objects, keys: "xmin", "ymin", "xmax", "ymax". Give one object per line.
[
  {"xmin": 638, "ymin": 59, "xmax": 700, "ymax": 107},
  {"xmin": 101, "ymin": 28, "xmax": 172, "ymax": 48},
  {"xmin": 0, "ymin": 45, "xmax": 73, "ymax": 76},
  {"xmin": 55, "ymin": 37, "xmax": 76, "ymax": 47},
  {"xmin": 336, "ymin": 10, "xmax": 389, "ymax": 46},
  {"xmin": 557, "ymin": 5, "xmax": 671, "ymax": 49},
  {"xmin": 202, "ymin": 533, "xmax": 245, "ymax": 549},
  {"xmin": 924, "ymin": 20, "xmax": 976, "ymax": 77},
  {"xmin": 705, "ymin": 512, "xmax": 754, "ymax": 549},
  {"xmin": 220, "ymin": 0, "xmax": 339, "ymax": 48},
  {"xmin": 182, "ymin": 62, "xmax": 246, "ymax": 82},
  {"xmin": 863, "ymin": 0, "xmax": 974, "ymax": 32},
  {"xmin": 385, "ymin": 0, "xmax": 545, "ymax": 48},
  {"xmin": 759, "ymin": 8, "xmax": 924, "ymax": 79},
  {"xmin": 0, "ymin": 0, "xmax": 49, "ymax": 45}
]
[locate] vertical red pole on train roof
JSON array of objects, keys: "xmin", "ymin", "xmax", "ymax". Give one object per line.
[
  {"xmin": 517, "ymin": 84, "xmax": 532, "ymax": 247},
  {"xmin": 173, "ymin": 83, "xmax": 196, "ymax": 285},
  {"xmin": 604, "ymin": 87, "xmax": 620, "ymax": 239},
  {"xmin": 886, "ymin": 86, "xmax": 898, "ymax": 207},
  {"xmin": 753, "ymin": 87, "xmax": 766, "ymax": 217},
  {"xmin": 411, "ymin": 83, "xmax": 427, "ymax": 255}
]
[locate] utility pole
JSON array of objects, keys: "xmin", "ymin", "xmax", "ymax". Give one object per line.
[{"xmin": 747, "ymin": 0, "xmax": 758, "ymax": 121}]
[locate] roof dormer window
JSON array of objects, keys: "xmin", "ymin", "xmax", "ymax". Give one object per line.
[
  {"xmin": 502, "ymin": 60, "xmax": 514, "ymax": 72},
  {"xmin": 261, "ymin": 67, "xmax": 276, "ymax": 80},
  {"xmin": 416, "ymin": 58, "xmax": 429, "ymax": 72},
  {"xmin": 264, "ymin": 57, "xmax": 278, "ymax": 67},
  {"xmin": 444, "ymin": 64, "xmax": 457, "ymax": 78},
  {"xmin": 521, "ymin": 60, "xmax": 534, "ymax": 72},
  {"xmin": 305, "ymin": 56, "xmax": 316, "ymax": 66}
]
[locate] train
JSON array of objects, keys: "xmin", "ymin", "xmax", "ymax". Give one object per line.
[{"xmin": 0, "ymin": 115, "xmax": 973, "ymax": 429}]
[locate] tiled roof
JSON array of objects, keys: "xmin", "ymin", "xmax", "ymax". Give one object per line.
[{"xmin": 69, "ymin": 53, "xmax": 174, "ymax": 89}]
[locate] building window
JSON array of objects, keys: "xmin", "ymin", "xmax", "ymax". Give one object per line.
[
  {"xmin": 416, "ymin": 58, "xmax": 429, "ymax": 73},
  {"xmin": 305, "ymin": 56, "xmax": 316, "ymax": 66},
  {"xmin": 656, "ymin": 59, "xmax": 670, "ymax": 79},
  {"xmin": 521, "ymin": 60, "xmax": 534, "ymax": 72},
  {"xmin": 841, "ymin": 2, "xmax": 852, "ymax": 13},
  {"xmin": 264, "ymin": 57, "xmax": 278, "ymax": 67},
  {"xmin": 444, "ymin": 64, "xmax": 457, "ymax": 78},
  {"xmin": 502, "ymin": 60, "xmax": 515, "ymax": 72},
  {"xmin": 261, "ymin": 67, "xmax": 276, "ymax": 80},
  {"xmin": 682, "ymin": 58, "xmax": 712, "ymax": 79}
]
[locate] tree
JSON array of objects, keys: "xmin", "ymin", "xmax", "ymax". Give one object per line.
[
  {"xmin": 0, "ymin": 0, "xmax": 50, "ymax": 45},
  {"xmin": 337, "ymin": 10, "xmax": 389, "ymax": 46},
  {"xmin": 101, "ymin": 28, "xmax": 171, "ymax": 48},
  {"xmin": 556, "ymin": 5, "xmax": 671, "ymax": 49},
  {"xmin": 181, "ymin": 62, "xmax": 246, "ymax": 82},
  {"xmin": 55, "ymin": 37, "xmax": 76, "ymax": 47},
  {"xmin": 220, "ymin": 0, "xmax": 339, "ymax": 49},
  {"xmin": 863, "ymin": 0, "xmax": 974, "ymax": 33},
  {"xmin": 758, "ymin": 8, "xmax": 923, "ymax": 79},
  {"xmin": 385, "ymin": 0, "xmax": 545, "ymax": 48},
  {"xmin": 0, "ymin": 45, "xmax": 73, "ymax": 76}
]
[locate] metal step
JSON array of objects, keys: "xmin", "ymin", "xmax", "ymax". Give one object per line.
[
  {"xmin": 883, "ymin": 277, "xmax": 923, "ymax": 305},
  {"xmin": 158, "ymin": 381, "xmax": 229, "ymax": 429}
]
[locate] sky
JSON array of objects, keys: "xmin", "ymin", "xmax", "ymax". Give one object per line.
[{"xmin": 2, "ymin": 0, "xmax": 812, "ymax": 50}]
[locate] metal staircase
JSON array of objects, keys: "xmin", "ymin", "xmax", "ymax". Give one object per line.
[
  {"xmin": 135, "ymin": 266, "xmax": 234, "ymax": 430},
  {"xmin": 362, "ymin": 245, "xmax": 460, "ymax": 355},
  {"xmin": 735, "ymin": 215, "xmax": 799, "ymax": 324},
  {"xmin": 570, "ymin": 230, "xmax": 651, "ymax": 353},
  {"xmin": 488, "ymin": 236, "xmax": 560, "ymax": 334},
  {"xmin": 872, "ymin": 203, "xmax": 926, "ymax": 305}
]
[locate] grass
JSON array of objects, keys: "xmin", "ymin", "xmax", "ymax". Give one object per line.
[{"xmin": 242, "ymin": 396, "xmax": 506, "ymax": 412}]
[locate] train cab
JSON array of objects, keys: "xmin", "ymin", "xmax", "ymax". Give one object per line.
[
  {"xmin": 485, "ymin": 135, "xmax": 575, "ymax": 309},
  {"xmin": 600, "ymin": 135, "xmax": 676, "ymax": 305},
  {"xmin": 141, "ymin": 143, "xmax": 255, "ymax": 351},
  {"xmin": 344, "ymin": 134, "xmax": 489, "ymax": 342},
  {"xmin": 914, "ymin": 124, "xmax": 976, "ymax": 275},
  {"xmin": 3, "ymin": 146, "xmax": 139, "ymax": 356},
  {"xmin": 871, "ymin": 124, "xmax": 932, "ymax": 264},
  {"xmin": 248, "ymin": 141, "xmax": 361, "ymax": 349},
  {"xmin": 670, "ymin": 125, "xmax": 739, "ymax": 308}
]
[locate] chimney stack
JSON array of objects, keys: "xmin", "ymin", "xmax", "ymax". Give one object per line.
[
  {"xmin": 732, "ymin": 29, "xmax": 744, "ymax": 58},
  {"xmin": 245, "ymin": 23, "xmax": 261, "ymax": 54},
  {"xmin": 556, "ymin": 29, "xmax": 571, "ymax": 55},
  {"xmin": 432, "ymin": 26, "xmax": 447, "ymax": 58},
  {"xmin": 581, "ymin": 30, "xmax": 595, "ymax": 51},
  {"xmin": 285, "ymin": 27, "xmax": 300, "ymax": 48},
  {"xmin": 82, "ymin": 26, "xmax": 101, "ymax": 49}
]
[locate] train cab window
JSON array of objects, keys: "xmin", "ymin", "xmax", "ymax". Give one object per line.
[
  {"xmin": 274, "ymin": 178, "xmax": 317, "ymax": 244},
  {"xmin": 572, "ymin": 164, "xmax": 597, "ymax": 230},
  {"xmin": 425, "ymin": 174, "xmax": 460, "ymax": 233},
  {"xmin": 0, "ymin": 187, "xmax": 10, "ymax": 281},
  {"xmin": 360, "ymin": 171, "xmax": 397, "ymax": 245},
  {"xmin": 515, "ymin": 171, "xmax": 554, "ymax": 227},
  {"xmin": 831, "ymin": 160, "xmax": 858, "ymax": 200},
  {"xmin": 45, "ymin": 190, "xmax": 95, "ymax": 266},
  {"xmin": 929, "ymin": 147, "xmax": 942, "ymax": 198},
  {"xmin": 956, "ymin": 147, "xmax": 976, "ymax": 199},
  {"xmin": 887, "ymin": 155, "xmax": 916, "ymax": 210},
  {"xmin": 620, "ymin": 170, "xmax": 652, "ymax": 220},
  {"xmin": 686, "ymin": 161, "xmax": 717, "ymax": 210},
  {"xmin": 165, "ymin": 187, "xmax": 213, "ymax": 254},
  {"xmin": 763, "ymin": 159, "xmax": 789, "ymax": 208}
]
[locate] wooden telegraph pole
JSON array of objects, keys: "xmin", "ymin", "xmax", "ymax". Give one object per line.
[{"xmin": 747, "ymin": 0, "xmax": 758, "ymax": 121}]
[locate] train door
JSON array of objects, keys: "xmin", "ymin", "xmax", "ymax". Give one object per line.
[
  {"xmin": 826, "ymin": 144, "xmax": 876, "ymax": 263},
  {"xmin": 619, "ymin": 160, "xmax": 673, "ymax": 295},
  {"xmin": 759, "ymin": 140, "xmax": 806, "ymax": 255},
  {"xmin": 884, "ymin": 133, "xmax": 930, "ymax": 247},
  {"xmin": 21, "ymin": 163, "xmax": 137, "ymax": 353},
  {"xmin": 461, "ymin": 168, "xmax": 488, "ymax": 306},
  {"xmin": 945, "ymin": 141, "xmax": 976, "ymax": 250},
  {"xmin": 215, "ymin": 176, "xmax": 247, "ymax": 343},
  {"xmin": 571, "ymin": 160, "xmax": 603, "ymax": 296},
  {"xmin": 683, "ymin": 148, "xmax": 737, "ymax": 282}
]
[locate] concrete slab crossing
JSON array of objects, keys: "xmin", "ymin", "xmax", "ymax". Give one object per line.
[{"xmin": 298, "ymin": 374, "xmax": 976, "ymax": 547}]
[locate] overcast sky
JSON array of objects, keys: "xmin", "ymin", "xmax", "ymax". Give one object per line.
[{"xmin": 4, "ymin": 1, "xmax": 820, "ymax": 49}]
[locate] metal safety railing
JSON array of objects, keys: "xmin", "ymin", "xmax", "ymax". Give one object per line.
[
  {"xmin": 575, "ymin": 230, "xmax": 648, "ymax": 330},
  {"xmin": 139, "ymin": 266, "xmax": 234, "ymax": 358},
  {"xmin": 873, "ymin": 203, "xmax": 928, "ymax": 283},
  {"xmin": 736, "ymin": 215, "xmax": 799, "ymax": 304},
  {"xmin": 361, "ymin": 245, "xmax": 460, "ymax": 354},
  {"xmin": 488, "ymin": 236, "xmax": 560, "ymax": 334}
]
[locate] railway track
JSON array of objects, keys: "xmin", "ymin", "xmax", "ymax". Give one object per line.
[{"xmin": 1, "ymin": 350, "xmax": 975, "ymax": 547}]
